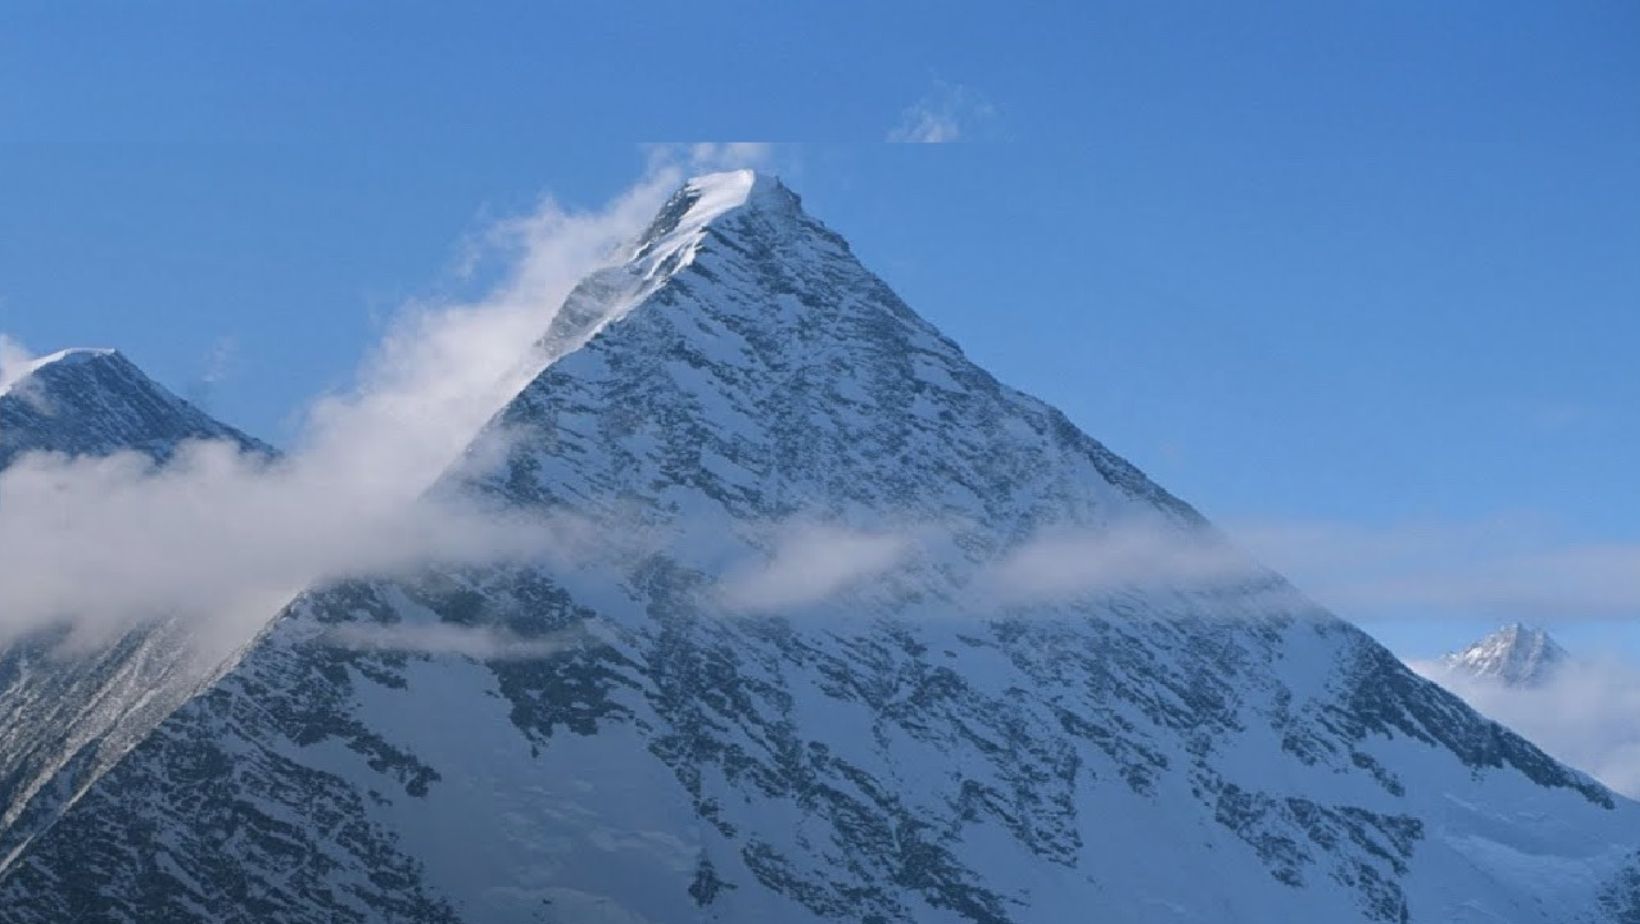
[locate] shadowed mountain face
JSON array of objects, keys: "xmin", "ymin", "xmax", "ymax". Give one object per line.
[
  {"xmin": 1440, "ymin": 623, "xmax": 1569, "ymax": 687},
  {"xmin": 0, "ymin": 350, "xmax": 271, "ymax": 870},
  {"xmin": 1, "ymin": 172, "xmax": 1637, "ymax": 923}
]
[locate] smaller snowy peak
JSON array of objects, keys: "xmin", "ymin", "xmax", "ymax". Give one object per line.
[
  {"xmin": 0, "ymin": 347, "xmax": 119, "ymax": 397},
  {"xmin": 1441, "ymin": 623, "xmax": 1569, "ymax": 687},
  {"xmin": 0, "ymin": 347, "xmax": 267, "ymax": 466},
  {"xmin": 1, "ymin": 347, "xmax": 154, "ymax": 404}
]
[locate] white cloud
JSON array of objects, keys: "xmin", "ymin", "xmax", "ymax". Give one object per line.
[
  {"xmin": 0, "ymin": 334, "xmax": 36, "ymax": 393},
  {"xmin": 1234, "ymin": 519, "xmax": 1640, "ymax": 621},
  {"xmin": 687, "ymin": 142, "xmax": 774, "ymax": 171},
  {"xmin": 0, "ymin": 155, "xmax": 699, "ymax": 654},
  {"xmin": 716, "ymin": 523, "xmax": 915, "ymax": 611},
  {"xmin": 640, "ymin": 142, "xmax": 774, "ymax": 176},
  {"xmin": 986, "ymin": 519, "xmax": 1262, "ymax": 602},
  {"xmin": 1414, "ymin": 657, "xmax": 1640, "ymax": 797},
  {"xmin": 321, "ymin": 622, "xmax": 585, "ymax": 661},
  {"xmin": 888, "ymin": 83, "xmax": 996, "ymax": 143},
  {"xmin": 0, "ymin": 441, "xmax": 598, "ymax": 652},
  {"xmin": 957, "ymin": 513, "xmax": 1640, "ymax": 624}
]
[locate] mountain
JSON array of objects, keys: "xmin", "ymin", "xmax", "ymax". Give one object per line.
[
  {"xmin": 0, "ymin": 347, "xmax": 266, "ymax": 468},
  {"xmin": 3, "ymin": 171, "xmax": 1638, "ymax": 923},
  {"xmin": 0, "ymin": 349, "xmax": 271, "ymax": 869},
  {"xmin": 1439, "ymin": 623, "xmax": 1569, "ymax": 687}
]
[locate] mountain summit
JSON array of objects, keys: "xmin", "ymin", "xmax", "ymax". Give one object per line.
[
  {"xmin": 2, "ymin": 174, "xmax": 1638, "ymax": 923},
  {"xmin": 1440, "ymin": 623, "xmax": 1570, "ymax": 687},
  {"xmin": 0, "ymin": 347, "xmax": 266, "ymax": 467}
]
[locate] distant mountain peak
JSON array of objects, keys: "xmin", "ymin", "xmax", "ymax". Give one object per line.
[
  {"xmin": 1441, "ymin": 622, "xmax": 1568, "ymax": 686},
  {"xmin": 0, "ymin": 347, "xmax": 120, "ymax": 397},
  {"xmin": 0, "ymin": 346, "xmax": 267, "ymax": 466}
]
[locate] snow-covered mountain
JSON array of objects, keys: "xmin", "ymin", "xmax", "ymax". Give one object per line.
[
  {"xmin": 0, "ymin": 347, "xmax": 266, "ymax": 468},
  {"xmin": 1439, "ymin": 623, "xmax": 1569, "ymax": 687},
  {"xmin": 0, "ymin": 349, "xmax": 270, "ymax": 869},
  {"xmin": 3, "ymin": 171, "xmax": 1639, "ymax": 923}
]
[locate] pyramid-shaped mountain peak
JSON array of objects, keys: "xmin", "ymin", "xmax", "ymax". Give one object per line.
[{"xmin": 1442, "ymin": 622, "xmax": 1569, "ymax": 687}]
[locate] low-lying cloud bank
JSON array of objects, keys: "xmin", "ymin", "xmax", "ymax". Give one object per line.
[
  {"xmin": 322, "ymin": 622, "xmax": 589, "ymax": 661},
  {"xmin": 1236, "ymin": 519, "xmax": 1640, "ymax": 622},
  {"xmin": 987, "ymin": 521, "xmax": 1263, "ymax": 602},
  {"xmin": 0, "ymin": 146, "xmax": 771, "ymax": 653},
  {"xmin": 1414, "ymin": 657, "xmax": 1640, "ymax": 798},
  {"xmin": 705, "ymin": 512, "xmax": 1640, "ymax": 626},
  {"xmin": 711, "ymin": 517, "xmax": 1273, "ymax": 614}
]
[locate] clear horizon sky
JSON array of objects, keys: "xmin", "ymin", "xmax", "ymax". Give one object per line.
[{"xmin": 4, "ymin": 2, "xmax": 1638, "ymax": 657}]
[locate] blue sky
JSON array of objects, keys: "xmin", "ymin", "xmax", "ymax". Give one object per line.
[{"xmin": 3, "ymin": 2, "xmax": 1637, "ymax": 656}]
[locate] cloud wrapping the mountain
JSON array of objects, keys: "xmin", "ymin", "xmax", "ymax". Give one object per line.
[
  {"xmin": 0, "ymin": 151, "xmax": 770, "ymax": 653},
  {"xmin": 6, "ymin": 141, "xmax": 1637, "ymax": 663},
  {"xmin": 716, "ymin": 524, "xmax": 915, "ymax": 611},
  {"xmin": 988, "ymin": 520, "xmax": 1262, "ymax": 602},
  {"xmin": 1235, "ymin": 519, "xmax": 1640, "ymax": 621},
  {"xmin": 0, "ymin": 335, "xmax": 33, "ymax": 392},
  {"xmin": 321, "ymin": 622, "xmax": 586, "ymax": 661},
  {"xmin": 710, "ymin": 513, "xmax": 1640, "ymax": 625}
]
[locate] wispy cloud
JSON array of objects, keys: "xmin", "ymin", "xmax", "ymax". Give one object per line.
[
  {"xmin": 716, "ymin": 523, "xmax": 915, "ymax": 611},
  {"xmin": 710, "ymin": 513, "xmax": 1640, "ymax": 626},
  {"xmin": 987, "ymin": 520, "xmax": 1261, "ymax": 602},
  {"xmin": 184, "ymin": 336, "xmax": 240, "ymax": 409},
  {"xmin": 322, "ymin": 622, "xmax": 587, "ymax": 661},
  {"xmin": 642, "ymin": 142, "xmax": 774, "ymax": 175},
  {"xmin": 1235, "ymin": 519, "xmax": 1640, "ymax": 621},
  {"xmin": 712, "ymin": 517, "xmax": 1266, "ymax": 614},
  {"xmin": 0, "ymin": 334, "xmax": 36, "ymax": 393},
  {"xmin": 1414, "ymin": 657, "xmax": 1640, "ymax": 797},
  {"xmin": 888, "ymin": 82, "xmax": 996, "ymax": 144}
]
